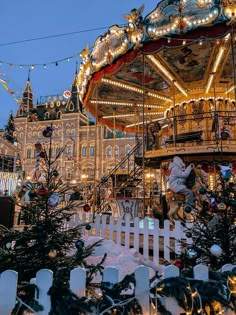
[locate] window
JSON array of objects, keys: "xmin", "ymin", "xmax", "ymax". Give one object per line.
[
  {"xmin": 82, "ymin": 147, "xmax": 87, "ymax": 157},
  {"xmin": 90, "ymin": 146, "xmax": 95, "ymax": 156},
  {"xmin": 19, "ymin": 108, "xmax": 24, "ymax": 116},
  {"xmin": 115, "ymin": 145, "xmax": 119, "ymax": 156},
  {"xmin": 67, "ymin": 147, "xmax": 72, "ymax": 155},
  {"xmin": 26, "ymin": 148, "xmax": 31, "ymax": 159},
  {"xmin": 44, "ymin": 112, "xmax": 50, "ymax": 120},
  {"xmin": 126, "ymin": 145, "xmax": 131, "ymax": 155},
  {"xmin": 56, "ymin": 111, "xmax": 62, "ymax": 119},
  {"xmin": 69, "ymin": 102, "xmax": 74, "ymax": 111},
  {"xmin": 106, "ymin": 146, "xmax": 112, "ymax": 157},
  {"xmin": 66, "ymin": 168, "xmax": 72, "ymax": 179}
]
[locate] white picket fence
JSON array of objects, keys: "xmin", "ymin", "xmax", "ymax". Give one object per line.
[
  {"xmin": 1, "ymin": 263, "xmax": 235, "ymax": 315},
  {"xmin": 64, "ymin": 213, "xmax": 193, "ymax": 265}
]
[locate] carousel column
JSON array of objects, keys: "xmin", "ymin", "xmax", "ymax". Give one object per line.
[
  {"xmin": 172, "ymin": 80, "xmax": 177, "ymax": 147},
  {"xmin": 93, "ymin": 88, "xmax": 99, "ymax": 219},
  {"xmin": 142, "ymin": 53, "xmax": 146, "ymax": 217},
  {"xmin": 231, "ymin": 25, "xmax": 236, "ymax": 105},
  {"xmin": 113, "ymin": 106, "xmax": 117, "ymax": 197}
]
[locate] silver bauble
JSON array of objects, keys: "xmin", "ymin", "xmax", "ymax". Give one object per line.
[
  {"xmin": 186, "ymin": 248, "xmax": 198, "ymax": 259},
  {"xmin": 210, "ymin": 244, "xmax": 222, "ymax": 257}
]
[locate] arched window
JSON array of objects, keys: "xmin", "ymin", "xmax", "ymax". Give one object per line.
[
  {"xmin": 126, "ymin": 145, "xmax": 131, "ymax": 155},
  {"xmin": 26, "ymin": 148, "xmax": 31, "ymax": 159},
  {"xmin": 44, "ymin": 112, "xmax": 50, "ymax": 120},
  {"xmin": 106, "ymin": 146, "xmax": 112, "ymax": 157},
  {"xmin": 56, "ymin": 111, "xmax": 62, "ymax": 119},
  {"xmin": 115, "ymin": 145, "xmax": 119, "ymax": 156},
  {"xmin": 69, "ymin": 102, "xmax": 74, "ymax": 111},
  {"xmin": 90, "ymin": 146, "xmax": 95, "ymax": 156},
  {"xmin": 19, "ymin": 108, "xmax": 24, "ymax": 116},
  {"xmin": 67, "ymin": 146, "xmax": 72, "ymax": 156},
  {"xmin": 82, "ymin": 146, "xmax": 87, "ymax": 157}
]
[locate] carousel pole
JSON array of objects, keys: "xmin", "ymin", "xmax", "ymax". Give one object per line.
[
  {"xmin": 142, "ymin": 53, "xmax": 146, "ymax": 217},
  {"xmin": 230, "ymin": 25, "xmax": 236, "ymax": 105},
  {"xmin": 172, "ymin": 80, "xmax": 177, "ymax": 147},
  {"xmin": 93, "ymin": 86, "xmax": 99, "ymax": 219},
  {"xmin": 113, "ymin": 106, "xmax": 117, "ymax": 197}
]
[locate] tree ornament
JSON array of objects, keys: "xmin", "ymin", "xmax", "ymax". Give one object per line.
[
  {"xmin": 174, "ymin": 258, "xmax": 184, "ymax": 269},
  {"xmin": 52, "ymin": 170, "xmax": 59, "ymax": 177},
  {"xmin": 38, "ymin": 187, "xmax": 48, "ymax": 196},
  {"xmin": 5, "ymin": 242, "xmax": 12, "ymax": 249},
  {"xmin": 186, "ymin": 248, "xmax": 198, "ymax": 259},
  {"xmin": 83, "ymin": 204, "xmax": 91, "ymax": 212},
  {"xmin": 210, "ymin": 244, "xmax": 222, "ymax": 257},
  {"xmin": 184, "ymin": 205, "xmax": 192, "ymax": 213},
  {"xmin": 42, "ymin": 126, "xmax": 53, "ymax": 138},
  {"xmin": 48, "ymin": 193, "xmax": 60, "ymax": 207},
  {"xmin": 75, "ymin": 239, "xmax": 85, "ymax": 249},
  {"xmin": 198, "ymin": 187, "xmax": 207, "ymax": 194},
  {"xmin": 218, "ymin": 202, "xmax": 226, "ymax": 210},
  {"xmin": 85, "ymin": 224, "xmax": 91, "ymax": 230},
  {"xmin": 48, "ymin": 249, "xmax": 57, "ymax": 258}
]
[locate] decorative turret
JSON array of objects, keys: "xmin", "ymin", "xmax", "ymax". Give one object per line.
[
  {"xmin": 20, "ymin": 72, "xmax": 34, "ymax": 111},
  {"xmin": 69, "ymin": 66, "xmax": 84, "ymax": 113}
]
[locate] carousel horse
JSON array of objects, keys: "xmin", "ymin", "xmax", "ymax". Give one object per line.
[{"xmin": 166, "ymin": 167, "xmax": 209, "ymax": 221}]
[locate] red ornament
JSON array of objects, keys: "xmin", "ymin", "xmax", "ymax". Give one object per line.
[
  {"xmin": 174, "ymin": 259, "xmax": 184, "ymax": 269},
  {"xmin": 38, "ymin": 187, "xmax": 48, "ymax": 196},
  {"xmin": 83, "ymin": 204, "xmax": 91, "ymax": 212},
  {"xmin": 42, "ymin": 126, "xmax": 53, "ymax": 138}
]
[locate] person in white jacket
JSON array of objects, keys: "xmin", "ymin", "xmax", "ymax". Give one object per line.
[{"xmin": 168, "ymin": 156, "xmax": 195, "ymax": 208}]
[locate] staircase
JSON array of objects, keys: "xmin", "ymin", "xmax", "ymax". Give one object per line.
[{"xmin": 95, "ymin": 139, "xmax": 144, "ymax": 214}]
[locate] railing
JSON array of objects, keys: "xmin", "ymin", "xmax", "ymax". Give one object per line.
[
  {"xmin": 64, "ymin": 214, "xmax": 193, "ymax": 264},
  {"xmin": 1, "ymin": 263, "xmax": 235, "ymax": 315},
  {"xmin": 96, "ymin": 139, "xmax": 144, "ymax": 212},
  {"xmin": 97, "ymin": 138, "xmax": 143, "ymax": 189},
  {"xmin": 146, "ymin": 109, "xmax": 236, "ymax": 151}
]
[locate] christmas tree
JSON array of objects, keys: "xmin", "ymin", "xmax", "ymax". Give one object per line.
[
  {"xmin": 0, "ymin": 125, "xmax": 142, "ymax": 315},
  {"xmin": 3, "ymin": 111, "xmax": 17, "ymax": 145}
]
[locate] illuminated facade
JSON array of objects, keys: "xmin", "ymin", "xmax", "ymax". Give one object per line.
[{"xmin": 14, "ymin": 72, "xmax": 136, "ymax": 189}]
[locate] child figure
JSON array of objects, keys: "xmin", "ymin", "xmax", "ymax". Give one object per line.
[{"xmin": 168, "ymin": 156, "xmax": 195, "ymax": 208}]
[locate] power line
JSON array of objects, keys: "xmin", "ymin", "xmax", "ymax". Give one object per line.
[{"xmin": 0, "ymin": 25, "xmax": 118, "ymax": 47}]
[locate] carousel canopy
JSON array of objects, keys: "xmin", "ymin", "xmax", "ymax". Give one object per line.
[{"xmin": 78, "ymin": 0, "xmax": 236, "ymax": 133}]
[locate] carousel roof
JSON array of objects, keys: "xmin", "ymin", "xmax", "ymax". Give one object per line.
[{"xmin": 78, "ymin": 0, "xmax": 236, "ymax": 133}]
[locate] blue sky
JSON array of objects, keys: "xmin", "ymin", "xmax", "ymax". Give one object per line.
[{"xmin": 0, "ymin": 0, "xmax": 156, "ymax": 128}]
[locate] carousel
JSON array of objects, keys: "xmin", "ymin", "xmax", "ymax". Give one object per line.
[{"xmin": 77, "ymin": 0, "xmax": 236, "ymax": 217}]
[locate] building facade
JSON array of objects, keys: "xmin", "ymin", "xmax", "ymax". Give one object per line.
[{"xmin": 14, "ymin": 71, "xmax": 136, "ymax": 192}]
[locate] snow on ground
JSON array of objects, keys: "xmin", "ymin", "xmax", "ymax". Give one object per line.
[{"xmin": 83, "ymin": 236, "xmax": 161, "ymax": 282}]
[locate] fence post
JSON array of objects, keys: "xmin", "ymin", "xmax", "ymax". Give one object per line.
[
  {"xmin": 135, "ymin": 265, "xmax": 150, "ymax": 315},
  {"xmin": 70, "ymin": 267, "xmax": 86, "ymax": 297},
  {"xmin": 103, "ymin": 266, "xmax": 119, "ymax": 285},
  {"xmin": 162, "ymin": 265, "xmax": 183, "ymax": 315},
  {"xmin": 0, "ymin": 270, "xmax": 18, "ymax": 315},
  {"xmin": 36, "ymin": 269, "xmax": 53, "ymax": 315},
  {"xmin": 193, "ymin": 264, "xmax": 209, "ymax": 281}
]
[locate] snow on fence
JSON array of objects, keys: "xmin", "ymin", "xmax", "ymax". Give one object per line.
[
  {"xmin": 0, "ymin": 264, "xmax": 235, "ymax": 315},
  {"xmin": 64, "ymin": 213, "xmax": 193, "ymax": 265}
]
